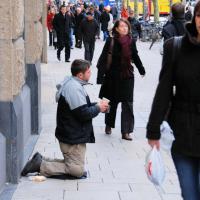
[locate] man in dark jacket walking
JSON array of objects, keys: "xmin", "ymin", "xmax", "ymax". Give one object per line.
[
  {"xmin": 74, "ymin": 7, "xmax": 84, "ymax": 48},
  {"xmin": 162, "ymin": 3, "xmax": 186, "ymax": 41},
  {"xmin": 53, "ymin": 5, "xmax": 71, "ymax": 62},
  {"xmin": 100, "ymin": 7, "xmax": 110, "ymax": 41},
  {"xmin": 128, "ymin": 10, "xmax": 141, "ymax": 41},
  {"xmin": 80, "ymin": 9, "xmax": 99, "ymax": 63},
  {"xmin": 21, "ymin": 59, "xmax": 109, "ymax": 179}
]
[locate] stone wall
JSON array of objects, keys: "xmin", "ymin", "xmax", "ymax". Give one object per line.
[
  {"xmin": 0, "ymin": 0, "xmax": 46, "ymax": 192},
  {"xmin": 0, "ymin": 0, "xmax": 25, "ymax": 101}
]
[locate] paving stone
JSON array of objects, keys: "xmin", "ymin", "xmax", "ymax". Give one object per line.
[
  {"xmin": 129, "ymin": 183, "xmax": 162, "ymax": 200},
  {"xmin": 78, "ymin": 182, "xmax": 130, "ymax": 192},
  {"xmin": 64, "ymin": 191, "xmax": 120, "ymax": 200}
]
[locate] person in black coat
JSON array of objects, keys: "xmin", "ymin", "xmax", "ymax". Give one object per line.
[
  {"xmin": 162, "ymin": 3, "xmax": 186, "ymax": 41},
  {"xmin": 74, "ymin": 7, "xmax": 84, "ymax": 48},
  {"xmin": 53, "ymin": 5, "xmax": 71, "ymax": 62},
  {"xmin": 147, "ymin": 2, "xmax": 200, "ymax": 199},
  {"xmin": 97, "ymin": 19, "xmax": 146, "ymax": 140},
  {"xmin": 80, "ymin": 10, "xmax": 99, "ymax": 63},
  {"xmin": 128, "ymin": 10, "xmax": 141, "ymax": 41},
  {"xmin": 100, "ymin": 8, "xmax": 110, "ymax": 41}
]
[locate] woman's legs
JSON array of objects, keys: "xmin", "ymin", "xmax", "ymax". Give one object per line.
[
  {"xmin": 121, "ymin": 102, "xmax": 134, "ymax": 134},
  {"xmin": 172, "ymin": 152, "xmax": 200, "ymax": 200},
  {"xmin": 105, "ymin": 101, "xmax": 118, "ymax": 128}
]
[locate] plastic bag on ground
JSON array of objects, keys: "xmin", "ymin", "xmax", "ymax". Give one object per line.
[
  {"xmin": 160, "ymin": 121, "xmax": 175, "ymax": 152},
  {"xmin": 145, "ymin": 146, "xmax": 165, "ymax": 185}
]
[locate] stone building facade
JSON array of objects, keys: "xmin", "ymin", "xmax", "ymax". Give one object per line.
[{"xmin": 0, "ymin": 0, "xmax": 47, "ymax": 196}]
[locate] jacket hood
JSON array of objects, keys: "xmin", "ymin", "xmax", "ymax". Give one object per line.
[
  {"xmin": 55, "ymin": 76, "xmax": 91, "ymax": 102},
  {"xmin": 185, "ymin": 23, "xmax": 200, "ymax": 46}
]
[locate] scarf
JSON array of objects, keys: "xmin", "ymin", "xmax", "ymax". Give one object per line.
[{"xmin": 117, "ymin": 35, "xmax": 132, "ymax": 78}]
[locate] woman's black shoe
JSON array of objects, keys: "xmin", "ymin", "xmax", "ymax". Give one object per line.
[{"xmin": 122, "ymin": 133, "xmax": 132, "ymax": 141}]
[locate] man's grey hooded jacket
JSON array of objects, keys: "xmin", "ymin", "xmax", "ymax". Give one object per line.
[{"xmin": 55, "ymin": 76, "xmax": 100, "ymax": 144}]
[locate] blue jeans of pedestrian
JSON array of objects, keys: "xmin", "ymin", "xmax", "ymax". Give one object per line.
[
  {"xmin": 103, "ymin": 31, "xmax": 108, "ymax": 41},
  {"xmin": 171, "ymin": 152, "xmax": 200, "ymax": 200}
]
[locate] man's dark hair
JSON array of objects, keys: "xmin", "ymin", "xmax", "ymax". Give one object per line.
[
  {"xmin": 71, "ymin": 59, "xmax": 90, "ymax": 76},
  {"xmin": 60, "ymin": 5, "xmax": 66, "ymax": 11},
  {"xmin": 171, "ymin": 3, "xmax": 185, "ymax": 19}
]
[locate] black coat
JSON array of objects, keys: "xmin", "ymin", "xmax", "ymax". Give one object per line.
[
  {"xmin": 162, "ymin": 18, "xmax": 186, "ymax": 41},
  {"xmin": 100, "ymin": 11, "xmax": 110, "ymax": 31},
  {"xmin": 147, "ymin": 23, "xmax": 200, "ymax": 157},
  {"xmin": 128, "ymin": 17, "xmax": 142, "ymax": 40},
  {"xmin": 97, "ymin": 37, "xmax": 145, "ymax": 102},
  {"xmin": 53, "ymin": 12, "xmax": 71, "ymax": 45},
  {"xmin": 74, "ymin": 12, "xmax": 84, "ymax": 35},
  {"xmin": 80, "ymin": 18, "xmax": 99, "ymax": 42}
]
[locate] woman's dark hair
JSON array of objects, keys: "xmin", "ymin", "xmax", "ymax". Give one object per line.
[
  {"xmin": 71, "ymin": 59, "xmax": 90, "ymax": 76},
  {"xmin": 191, "ymin": 0, "xmax": 200, "ymax": 36},
  {"xmin": 112, "ymin": 18, "xmax": 131, "ymax": 37}
]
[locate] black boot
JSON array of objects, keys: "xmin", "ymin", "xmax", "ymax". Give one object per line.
[
  {"xmin": 105, "ymin": 125, "xmax": 112, "ymax": 134},
  {"xmin": 57, "ymin": 54, "xmax": 61, "ymax": 61},
  {"xmin": 21, "ymin": 152, "xmax": 42, "ymax": 176}
]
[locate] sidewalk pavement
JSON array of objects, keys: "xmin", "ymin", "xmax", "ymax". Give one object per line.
[{"xmin": 12, "ymin": 39, "xmax": 183, "ymax": 200}]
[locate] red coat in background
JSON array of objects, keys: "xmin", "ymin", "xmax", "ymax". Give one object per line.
[
  {"xmin": 47, "ymin": 12, "xmax": 55, "ymax": 31},
  {"xmin": 121, "ymin": 7, "xmax": 129, "ymax": 19}
]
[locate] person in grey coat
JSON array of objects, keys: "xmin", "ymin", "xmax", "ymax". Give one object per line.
[{"xmin": 21, "ymin": 59, "xmax": 109, "ymax": 179}]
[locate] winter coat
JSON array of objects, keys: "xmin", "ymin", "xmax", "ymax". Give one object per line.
[
  {"xmin": 128, "ymin": 17, "xmax": 142, "ymax": 40},
  {"xmin": 162, "ymin": 18, "xmax": 186, "ymax": 41},
  {"xmin": 100, "ymin": 11, "xmax": 110, "ymax": 31},
  {"xmin": 146, "ymin": 23, "xmax": 200, "ymax": 157},
  {"xmin": 47, "ymin": 12, "xmax": 55, "ymax": 31},
  {"xmin": 111, "ymin": 6, "xmax": 118, "ymax": 20},
  {"xmin": 121, "ymin": 8, "xmax": 128, "ymax": 19},
  {"xmin": 97, "ymin": 37, "xmax": 145, "ymax": 102},
  {"xmin": 80, "ymin": 18, "xmax": 99, "ymax": 42},
  {"xmin": 52, "ymin": 12, "xmax": 71, "ymax": 46},
  {"xmin": 55, "ymin": 76, "xmax": 100, "ymax": 144},
  {"xmin": 74, "ymin": 12, "xmax": 84, "ymax": 35}
]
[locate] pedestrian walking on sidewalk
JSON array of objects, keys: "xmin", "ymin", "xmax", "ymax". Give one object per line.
[
  {"xmin": 147, "ymin": 2, "xmax": 200, "ymax": 199},
  {"xmin": 80, "ymin": 8, "xmax": 99, "ymax": 64},
  {"xmin": 96, "ymin": 19, "xmax": 146, "ymax": 141},
  {"xmin": 21, "ymin": 59, "xmax": 109, "ymax": 179},
  {"xmin": 47, "ymin": 7, "xmax": 56, "ymax": 46},
  {"xmin": 53, "ymin": 5, "xmax": 71, "ymax": 62},
  {"xmin": 162, "ymin": 3, "xmax": 186, "ymax": 42}
]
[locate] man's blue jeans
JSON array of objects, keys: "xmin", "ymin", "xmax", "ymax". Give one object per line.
[
  {"xmin": 171, "ymin": 152, "xmax": 200, "ymax": 200},
  {"xmin": 103, "ymin": 31, "xmax": 108, "ymax": 41}
]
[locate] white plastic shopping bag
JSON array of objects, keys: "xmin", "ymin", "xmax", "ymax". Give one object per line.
[
  {"xmin": 145, "ymin": 146, "xmax": 165, "ymax": 185},
  {"xmin": 160, "ymin": 121, "xmax": 175, "ymax": 152}
]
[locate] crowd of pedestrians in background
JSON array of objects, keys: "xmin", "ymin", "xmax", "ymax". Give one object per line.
[
  {"xmin": 31, "ymin": 1, "xmax": 200, "ymax": 200},
  {"xmin": 46, "ymin": 0, "xmax": 144, "ymax": 64}
]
